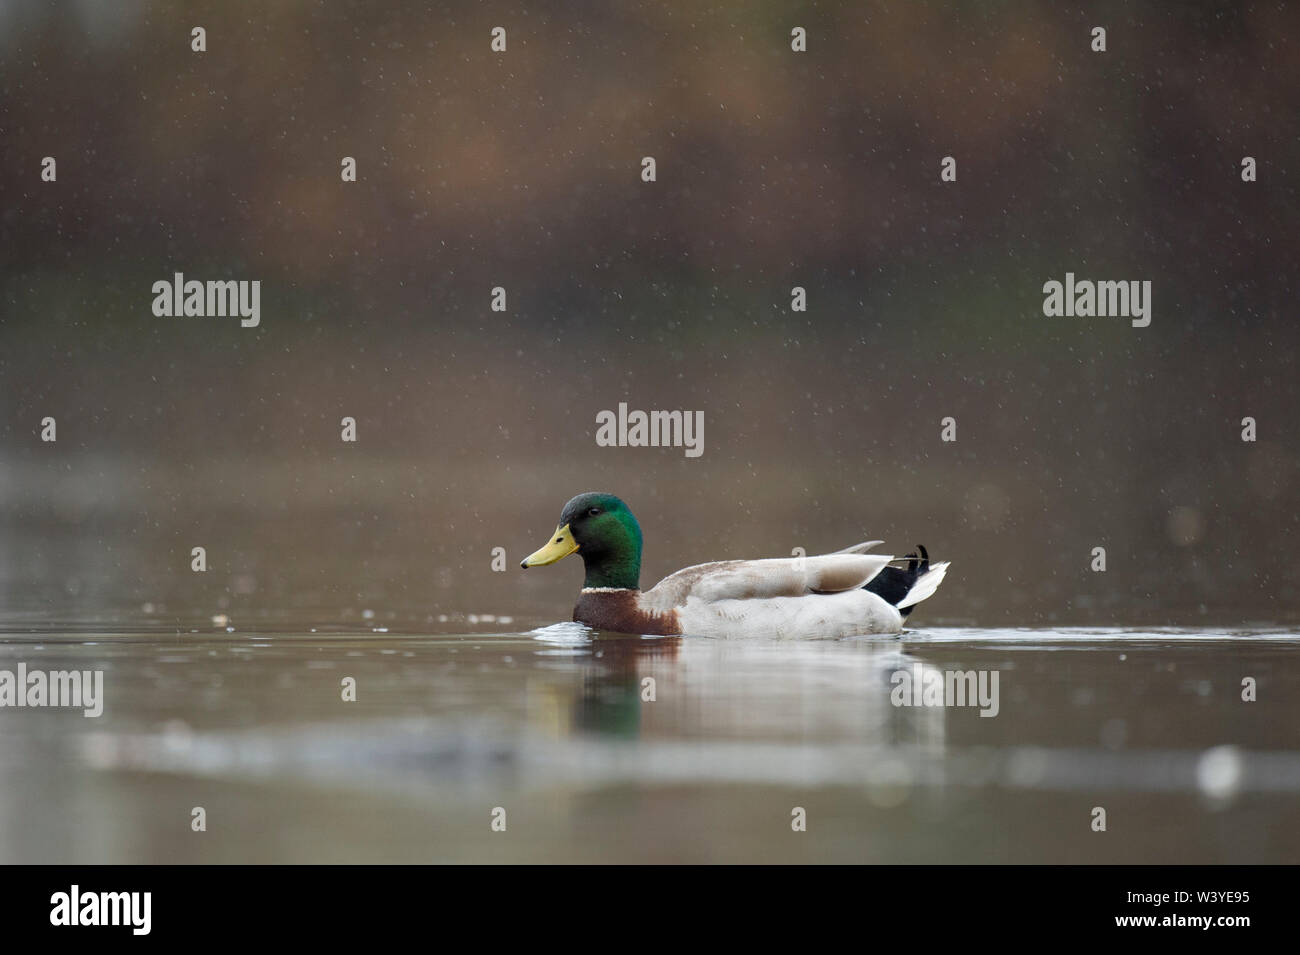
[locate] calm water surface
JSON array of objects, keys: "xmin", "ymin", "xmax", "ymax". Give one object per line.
[{"xmin": 1, "ymin": 619, "xmax": 1297, "ymax": 863}]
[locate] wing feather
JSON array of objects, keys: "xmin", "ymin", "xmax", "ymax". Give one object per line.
[{"xmin": 642, "ymin": 552, "xmax": 893, "ymax": 612}]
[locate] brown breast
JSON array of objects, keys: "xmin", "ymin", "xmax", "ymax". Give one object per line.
[{"xmin": 573, "ymin": 590, "xmax": 681, "ymax": 635}]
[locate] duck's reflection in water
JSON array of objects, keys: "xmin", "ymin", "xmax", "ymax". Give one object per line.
[
  {"xmin": 528, "ymin": 623, "xmax": 954, "ymax": 764},
  {"xmin": 573, "ymin": 632, "xmax": 682, "ymax": 737}
]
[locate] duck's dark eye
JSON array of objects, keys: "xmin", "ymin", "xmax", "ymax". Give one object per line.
[{"xmin": 588, "ymin": 507, "xmax": 602, "ymax": 516}]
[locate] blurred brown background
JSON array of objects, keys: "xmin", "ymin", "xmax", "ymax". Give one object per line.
[{"xmin": 1, "ymin": 1, "xmax": 1297, "ymax": 628}]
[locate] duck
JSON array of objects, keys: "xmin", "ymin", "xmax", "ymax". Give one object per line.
[{"xmin": 520, "ymin": 492, "xmax": 949, "ymax": 639}]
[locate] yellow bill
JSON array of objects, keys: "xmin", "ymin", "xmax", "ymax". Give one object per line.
[{"xmin": 520, "ymin": 523, "xmax": 579, "ymax": 568}]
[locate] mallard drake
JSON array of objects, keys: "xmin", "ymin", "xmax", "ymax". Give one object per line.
[{"xmin": 521, "ymin": 492, "xmax": 949, "ymax": 638}]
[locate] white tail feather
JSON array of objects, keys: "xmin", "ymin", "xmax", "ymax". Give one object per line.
[{"xmin": 896, "ymin": 561, "xmax": 950, "ymax": 610}]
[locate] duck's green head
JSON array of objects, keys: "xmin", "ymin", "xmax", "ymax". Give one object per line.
[{"xmin": 520, "ymin": 492, "xmax": 643, "ymax": 590}]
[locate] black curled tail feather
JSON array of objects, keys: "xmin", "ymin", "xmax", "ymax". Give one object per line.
[{"xmin": 864, "ymin": 544, "xmax": 930, "ymax": 617}]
